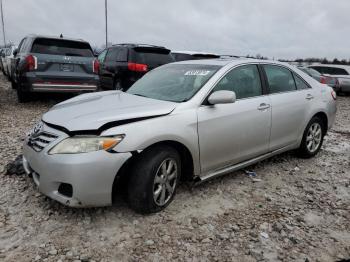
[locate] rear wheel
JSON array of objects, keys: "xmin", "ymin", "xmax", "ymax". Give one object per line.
[
  {"xmin": 17, "ymin": 87, "xmax": 32, "ymax": 103},
  {"xmin": 127, "ymin": 145, "xmax": 181, "ymax": 214},
  {"xmin": 297, "ymin": 117, "xmax": 325, "ymax": 158}
]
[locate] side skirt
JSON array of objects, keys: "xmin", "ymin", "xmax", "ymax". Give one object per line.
[{"xmin": 196, "ymin": 145, "xmax": 293, "ymax": 184}]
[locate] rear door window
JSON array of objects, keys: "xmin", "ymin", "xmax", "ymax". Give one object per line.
[
  {"xmin": 213, "ymin": 64, "xmax": 262, "ymax": 99},
  {"xmin": 31, "ymin": 38, "xmax": 93, "ymax": 57},
  {"xmin": 263, "ymin": 65, "xmax": 296, "ymax": 94}
]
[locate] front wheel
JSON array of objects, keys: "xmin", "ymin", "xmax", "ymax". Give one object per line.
[
  {"xmin": 127, "ymin": 145, "xmax": 181, "ymax": 214},
  {"xmin": 297, "ymin": 117, "xmax": 325, "ymax": 158}
]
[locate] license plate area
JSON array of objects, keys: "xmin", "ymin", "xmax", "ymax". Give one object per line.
[{"xmin": 60, "ymin": 64, "xmax": 74, "ymax": 72}]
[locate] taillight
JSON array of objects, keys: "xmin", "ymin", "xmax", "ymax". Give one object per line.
[
  {"xmin": 331, "ymin": 90, "xmax": 337, "ymax": 100},
  {"xmin": 25, "ymin": 55, "xmax": 37, "ymax": 71},
  {"xmin": 320, "ymin": 76, "xmax": 326, "ymax": 84},
  {"xmin": 128, "ymin": 62, "xmax": 148, "ymax": 72},
  {"xmin": 335, "ymin": 78, "xmax": 340, "ymax": 88},
  {"xmin": 93, "ymin": 59, "xmax": 100, "ymax": 74}
]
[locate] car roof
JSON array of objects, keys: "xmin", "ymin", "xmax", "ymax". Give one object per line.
[
  {"xmin": 26, "ymin": 34, "xmax": 89, "ymax": 44},
  {"xmin": 113, "ymin": 43, "xmax": 168, "ymax": 49},
  {"xmin": 172, "ymin": 58, "xmax": 291, "ymax": 67}
]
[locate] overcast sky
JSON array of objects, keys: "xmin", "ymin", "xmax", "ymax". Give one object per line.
[{"xmin": 3, "ymin": 0, "xmax": 350, "ymax": 59}]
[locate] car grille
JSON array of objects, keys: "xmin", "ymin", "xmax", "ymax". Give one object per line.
[{"xmin": 28, "ymin": 132, "xmax": 58, "ymax": 152}]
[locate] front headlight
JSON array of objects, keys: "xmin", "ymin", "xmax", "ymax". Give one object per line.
[{"xmin": 49, "ymin": 135, "xmax": 124, "ymax": 154}]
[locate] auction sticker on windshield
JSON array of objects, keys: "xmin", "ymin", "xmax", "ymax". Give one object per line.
[{"xmin": 185, "ymin": 70, "xmax": 211, "ymax": 76}]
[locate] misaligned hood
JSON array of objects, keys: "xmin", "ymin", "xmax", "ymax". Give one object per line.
[{"xmin": 42, "ymin": 91, "xmax": 177, "ymax": 132}]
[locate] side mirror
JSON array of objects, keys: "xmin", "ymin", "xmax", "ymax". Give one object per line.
[
  {"xmin": 13, "ymin": 48, "xmax": 18, "ymax": 56},
  {"xmin": 208, "ymin": 90, "xmax": 236, "ymax": 105}
]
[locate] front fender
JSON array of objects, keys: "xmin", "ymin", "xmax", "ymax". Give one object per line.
[{"xmin": 101, "ymin": 109, "xmax": 201, "ymax": 176}]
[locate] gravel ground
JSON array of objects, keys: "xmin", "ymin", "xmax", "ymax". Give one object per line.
[{"xmin": 0, "ymin": 74, "xmax": 349, "ymax": 262}]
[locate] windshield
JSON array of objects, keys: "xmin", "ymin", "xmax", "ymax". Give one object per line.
[{"xmin": 127, "ymin": 64, "xmax": 220, "ymax": 102}]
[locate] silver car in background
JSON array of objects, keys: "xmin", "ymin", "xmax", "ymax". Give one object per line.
[
  {"xmin": 23, "ymin": 59, "xmax": 337, "ymax": 213},
  {"xmin": 308, "ymin": 64, "xmax": 350, "ymax": 94}
]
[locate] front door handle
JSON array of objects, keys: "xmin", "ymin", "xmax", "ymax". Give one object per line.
[
  {"xmin": 257, "ymin": 103, "xmax": 270, "ymax": 111},
  {"xmin": 306, "ymin": 94, "xmax": 314, "ymax": 100}
]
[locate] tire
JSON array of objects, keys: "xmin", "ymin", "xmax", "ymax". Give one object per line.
[
  {"xmin": 113, "ymin": 79, "xmax": 124, "ymax": 91},
  {"xmin": 127, "ymin": 145, "xmax": 181, "ymax": 214},
  {"xmin": 297, "ymin": 116, "xmax": 325, "ymax": 158},
  {"xmin": 17, "ymin": 87, "xmax": 32, "ymax": 103},
  {"xmin": 11, "ymin": 80, "xmax": 17, "ymax": 89}
]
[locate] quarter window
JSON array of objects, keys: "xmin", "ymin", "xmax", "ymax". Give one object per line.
[
  {"xmin": 263, "ymin": 65, "xmax": 296, "ymax": 94},
  {"xmin": 212, "ymin": 64, "xmax": 262, "ymax": 99},
  {"xmin": 293, "ymin": 74, "xmax": 310, "ymax": 90}
]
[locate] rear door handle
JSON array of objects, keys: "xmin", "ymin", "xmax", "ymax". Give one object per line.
[
  {"xmin": 306, "ymin": 94, "xmax": 314, "ymax": 100},
  {"xmin": 257, "ymin": 103, "xmax": 270, "ymax": 111}
]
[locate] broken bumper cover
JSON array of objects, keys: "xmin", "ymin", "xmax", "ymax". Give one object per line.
[{"xmin": 23, "ymin": 143, "xmax": 132, "ymax": 207}]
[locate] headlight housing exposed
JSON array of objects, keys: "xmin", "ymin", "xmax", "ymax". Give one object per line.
[{"xmin": 49, "ymin": 135, "xmax": 124, "ymax": 154}]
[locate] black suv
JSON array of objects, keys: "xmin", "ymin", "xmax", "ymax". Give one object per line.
[
  {"xmin": 12, "ymin": 35, "xmax": 100, "ymax": 102},
  {"xmin": 98, "ymin": 44, "xmax": 174, "ymax": 90}
]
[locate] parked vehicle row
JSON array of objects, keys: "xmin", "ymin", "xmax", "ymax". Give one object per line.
[
  {"xmin": 3, "ymin": 34, "xmax": 346, "ymax": 103},
  {"xmin": 22, "ymin": 59, "xmax": 337, "ymax": 213}
]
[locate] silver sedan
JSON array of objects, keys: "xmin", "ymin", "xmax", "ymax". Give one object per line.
[{"xmin": 23, "ymin": 59, "xmax": 337, "ymax": 213}]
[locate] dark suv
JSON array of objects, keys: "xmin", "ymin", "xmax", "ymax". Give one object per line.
[
  {"xmin": 12, "ymin": 35, "xmax": 100, "ymax": 102},
  {"xmin": 98, "ymin": 44, "xmax": 174, "ymax": 90}
]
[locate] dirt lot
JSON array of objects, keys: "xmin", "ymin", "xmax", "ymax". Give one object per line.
[{"xmin": 0, "ymin": 74, "xmax": 349, "ymax": 262}]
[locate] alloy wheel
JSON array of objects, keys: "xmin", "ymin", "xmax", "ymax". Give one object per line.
[
  {"xmin": 153, "ymin": 158, "xmax": 178, "ymax": 206},
  {"xmin": 306, "ymin": 123, "xmax": 322, "ymax": 153}
]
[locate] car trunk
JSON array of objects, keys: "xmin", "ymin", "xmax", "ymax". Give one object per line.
[{"xmin": 30, "ymin": 38, "xmax": 96, "ymax": 86}]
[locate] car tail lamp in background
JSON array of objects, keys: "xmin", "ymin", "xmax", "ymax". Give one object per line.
[
  {"xmin": 93, "ymin": 59, "xmax": 100, "ymax": 74},
  {"xmin": 128, "ymin": 62, "xmax": 148, "ymax": 72},
  {"xmin": 25, "ymin": 55, "xmax": 37, "ymax": 71},
  {"xmin": 335, "ymin": 78, "xmax": 340, "ymax": 89},
  {"xmin": 320, "ymin": 76, "xmax": 327, "ymax": 84},
  {"xmin": 331, "ymin": 90, "xmax": 337, "ymax": 100}
]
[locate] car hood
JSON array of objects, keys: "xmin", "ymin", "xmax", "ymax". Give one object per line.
[{"xmin": 42, "ymin": 91, "xmax": 177, "ymax": 132}]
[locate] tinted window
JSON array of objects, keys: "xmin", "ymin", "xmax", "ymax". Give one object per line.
[
  {"xmin": 104, "ymin": 48, "xmax": 118, "ymax": 62},
  {"xmin": 213, "ymin": 65, "xmax": 262, "ymax": 99},
  {"xmin": 116, "ymin": 48, "xmax": 127, "ymax": 61},
  {"xmin": 293, "ymin": 74, "xmax": 310, "ymax": 90},
  {"xmin": 98, "ymin": 49, "xmax": 107, "ymax": 63},
  {"xmin": 311, "ymin": 66, "xmax": 349, "ymax": 75},
  {"xmin": 31, "ymin": 38, "xmax": 93, "ymax": 57},
  {"xmin": 127, "ymin": 64, "xmax": 220, "ymax": 102},
  {"xmin": 263, "ymin": 65, "xmax": 296, "ymax": 94},
  {"xmin": 131, "ymin": 48, "xmax": 174, "ymax": 67}
]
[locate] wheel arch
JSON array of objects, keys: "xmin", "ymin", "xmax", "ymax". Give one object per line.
[
  {"xmin": 112, "ymin": 140, "xmax": 196, "ymax": 203},
  {"xmin": 312, "ymin": 111, "xmax": 328, "ymax": 134}
]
